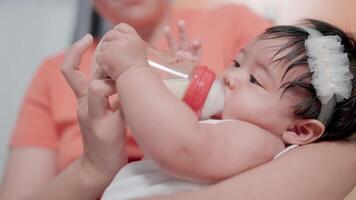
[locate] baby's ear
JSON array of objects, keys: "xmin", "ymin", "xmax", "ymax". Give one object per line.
[{"xmin": 282, "ymin": 119, "xmax": 325, "ymax": 145}]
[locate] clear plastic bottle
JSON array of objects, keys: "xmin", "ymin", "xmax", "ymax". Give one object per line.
[{"xmin": 147, "ymin": 45, "xmax": 224, "ymax": 119}]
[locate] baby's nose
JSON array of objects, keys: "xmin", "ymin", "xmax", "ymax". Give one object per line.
[
  {"xmin": 223, "ymin": 73, "xmax": 237, "ymax": 89},
  {"xmin": 223, "ymin": 70, "xmax": 248, "ymax": 90}
]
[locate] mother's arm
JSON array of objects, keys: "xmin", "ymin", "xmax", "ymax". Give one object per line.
[
  {"xmin": 144, "ymin": 141, "xmax": 356, "ymax": 200},
  {"xmin": 0, "ymin": 34, "xmax": 127, "ymax": 200}
]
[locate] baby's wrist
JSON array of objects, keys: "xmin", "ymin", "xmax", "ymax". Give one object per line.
[{"xmin": 115, "ymin": 62, "xmax": 150, "ymax": 83}]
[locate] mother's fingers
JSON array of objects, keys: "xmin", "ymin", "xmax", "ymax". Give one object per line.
[
  {"xmin": 88, "ymin": 78, "xmax": 116, "ymax": 118},
  {"xmin": 61, "ymin": 34, "xmax": 93, "ymax": 100}
]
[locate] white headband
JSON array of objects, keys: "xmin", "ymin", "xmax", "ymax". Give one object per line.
[{"xmin": 301, "ymin": 27, "xmax": 353, "ymax": 124}]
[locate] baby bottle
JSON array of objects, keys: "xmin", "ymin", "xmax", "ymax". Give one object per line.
[{"xmin": 147, "ymin": 45, "xmax": 224, "ymax": 120}]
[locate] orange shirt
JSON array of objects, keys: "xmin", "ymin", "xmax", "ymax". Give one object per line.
[{"xmin": 10, "ymin": 5, "xmax": 270, "ymax": 172}]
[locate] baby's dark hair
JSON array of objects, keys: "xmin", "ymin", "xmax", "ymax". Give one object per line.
[{"xmin": 259, "ymin": 19, "xmax": 356, "ymax": 141}]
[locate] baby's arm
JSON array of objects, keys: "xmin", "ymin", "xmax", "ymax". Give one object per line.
[
  {"xmin": 117, "ymin": 67, "xmax": 284, "ymax": 182},
  {"xmin": 98, "ymin": 24, "xmax": 285, "ymax": 182}
]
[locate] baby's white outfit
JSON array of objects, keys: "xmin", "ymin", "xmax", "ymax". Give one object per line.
[{"xmin": 101, "ymin": 120, "xmax": 298, "ymax": 200}]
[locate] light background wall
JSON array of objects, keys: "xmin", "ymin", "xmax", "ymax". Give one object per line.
[
  {"xmin": 0, "ymin": 0, "xmax": 79, "ymax": 175},
  {"xmin": 0, "ymin": 0, "xmax": 355, "ymax": 198}
]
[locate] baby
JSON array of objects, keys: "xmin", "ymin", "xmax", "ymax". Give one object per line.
[{"xmin": 96, "ymin": 19, "xmax": 356, "ymax": 199}]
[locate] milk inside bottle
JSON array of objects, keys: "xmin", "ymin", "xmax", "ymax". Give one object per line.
[{"xmin": 147, "ymin": 45, "xmax": 224, "ymax": 119}]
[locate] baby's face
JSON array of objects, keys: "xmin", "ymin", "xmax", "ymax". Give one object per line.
[{"xmin": 222, "ymin": 38, "xmax": 310, "ymax": 136}]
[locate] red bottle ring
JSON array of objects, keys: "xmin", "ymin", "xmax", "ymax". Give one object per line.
[{"xmin": 183, "ymin": 66, "xmax": 216, "ymax": 117}]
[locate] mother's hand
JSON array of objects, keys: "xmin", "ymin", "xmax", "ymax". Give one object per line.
[{"xmin": 61, "ymin": 34, "xmax": 128, "ymax": 181}]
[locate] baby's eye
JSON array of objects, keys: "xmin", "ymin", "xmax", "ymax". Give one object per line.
[
  {"xmin": 249, "ymin": 75, "xmax": 263, "ymax": 87},
  {"xmin": 233, "ymin": 60, "xmax": 240, "ymax": 68}
]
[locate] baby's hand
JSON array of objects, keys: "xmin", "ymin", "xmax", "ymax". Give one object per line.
[
  {"xmin": 97, "ymin": 23, "xmax": 148, "ymax": 81},
  {"xmin": 164, "ymin": 20, "xmax": 201, "ymax": 64}
]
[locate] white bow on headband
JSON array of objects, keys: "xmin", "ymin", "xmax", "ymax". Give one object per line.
[{"xmin": 301, "ymin": 27, "xmax": 353, "ymax": 124}]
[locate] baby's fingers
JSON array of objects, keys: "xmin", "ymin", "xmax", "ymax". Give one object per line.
[
  {"xmin": 191, "ymin": 39, "xmax": 202, "ymax": 58},
  {"xmin": 88, "ymin": 78, "xmax": 116, "ymax": 118},
  {"xmin": 61, "ymin": 34, "xmax": 93, "ymax": 100},
  {"xmin": 164, "ymin": 26, "xmax": 177, "ymax": 51},
  {"xmin": 110, "ymin": 95, "xmax": 121, "ymax": 111},
  {"xmin": 178, "ymin": 20, "xmax": 189, "ymax": 49}
]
